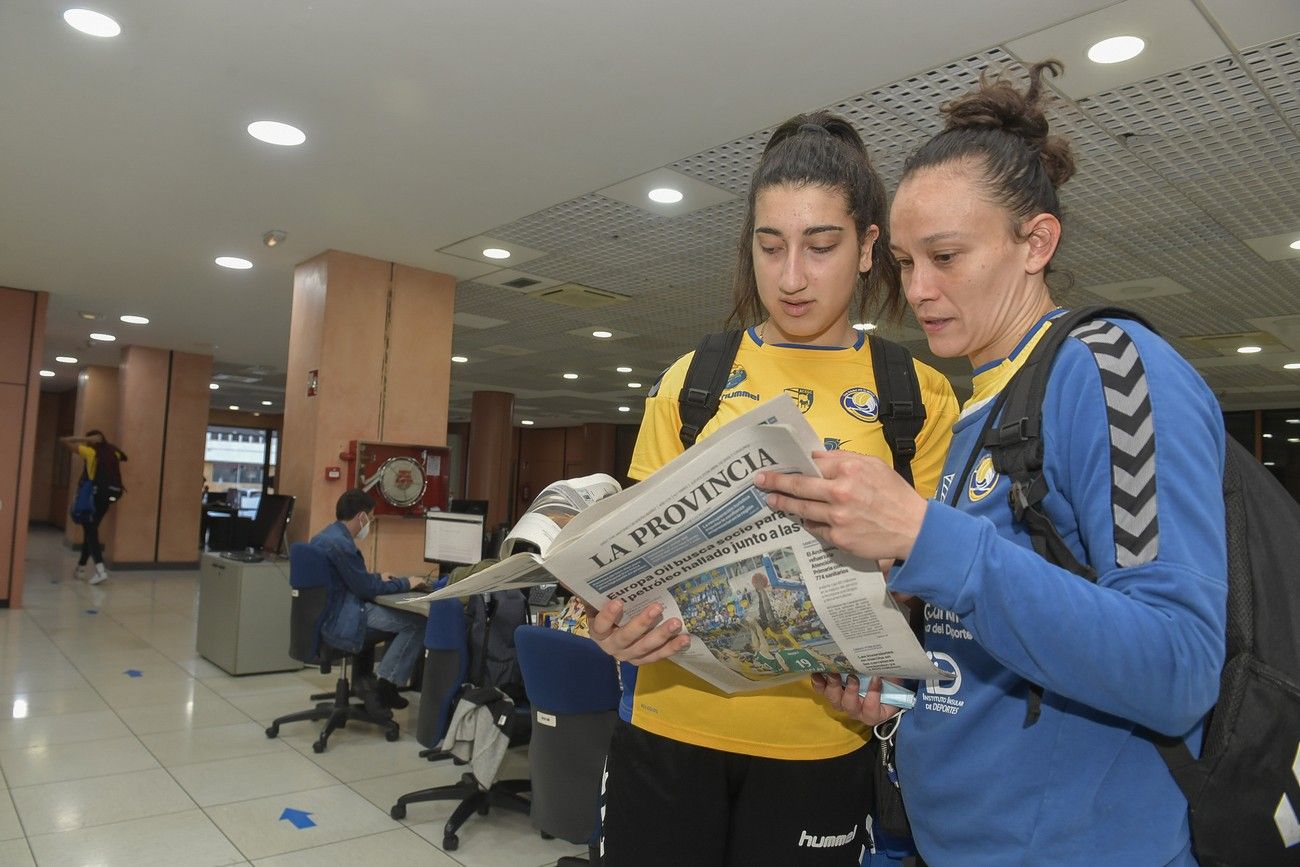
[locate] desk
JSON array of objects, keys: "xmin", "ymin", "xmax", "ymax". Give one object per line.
[
  {"xmin": 376, "ymin": 592, "xmax": 431, "ymax": 615},
  {"xmin": 197, "ymin": 553, "xmax": 301, "ymax": 675}
]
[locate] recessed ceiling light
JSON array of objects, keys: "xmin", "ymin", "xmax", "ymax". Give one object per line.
[
  {"xmin": 592, "ymin": 330, "xmax": 613, "ymax": 339},
  {"xmin": 1264, "ymin": 433, "xmax": 1274, "ymax": 439},
  {"xmin": 1286, "ymin": 363, "xmax": 1300, "ymax": 370},
  {"xmin": 482, "ymin": 248, "xmax": 511, "ymax": 260},
  {"xmin": 562, "ymin": 373, "xmax": 579, "ymax": 380},
  {"xmin": 261, "ymin": 400, "xmax": 273, "ymax": 406},
  {"xmin": 1289, "ymin": 438, "xmax": 1300, "ymax": 444},
  {"xmin": 852, "ymin": 322, "xmax": 877, "ymax": 332},
  {"xmin": 648, "ymin": 188, "xmax": 684, "ymax": 204},
  {"xmin": 62, "ymin": 8, "xmax": 121, "ymax": 37},
  {"xmin": 1265, "ymin": 461, "xmax": 1277, "ymax": 467},
  {"xmin": 628, "ymin": 381, "xmax": 642, "ymax": 388},
  {"xmin": 119, "ymin": 314, "xmax": 149, "ymax": 325},
  {"xmin": 78, "ymin": 311, "xmax": 99, "ymax": 320},
  {"xmin": 39, "ymin": 369, "xmax": 55, "ymax": 378},
  {"xmin": 1289, "ymin": 239, "xmax": 1300, "ymax": 250},
  {"xmin": 228, "ymin": 405, "xmax": 240, "ymax": 411},
  {"xmin": 55, "ymin": 355, "xmax": 78, "ymax": 364},
  {"xmin": 215, "ymin": 256, "xmax": 253, "ymax": 270},
  {"xmin": 1237, "ymin": 345, "xmax": 1263, "ymax": 354},
  {"xmin": 617, "ymin": 406, "xmax": 631, "ymax": 413},
  {"xmin": 521, "ymin": 419, "xmax": 534, "ymax": 426},
  {"xmin": 451, "ymin": 355, "xmax": 468, "ymax": 363},
  {"xmin": 1087, "ymin": 35, "xmax": 1145, "ymax": 64},
  {"xmin": 89, "ymin": 332, "xmax": 115, "ymax": 342},
  {"xmin": 263, "ymin": 229, "xmax": 287, "ymax": 247},
  {"xmin": 1288, "ymin": 418, "xmax": 1300, "ymax": 424},
  {"xmin": 616, "ymin": 366, "xmax": 633, "ymax": 374},
  {"xmin": 209, "ymin": 383, "xmax": 220, "ymax": 390},
  {"xmin": 246, "ymin": 120, "xmax": 306, "ymax": 147}
]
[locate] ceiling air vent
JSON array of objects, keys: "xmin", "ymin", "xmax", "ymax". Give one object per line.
[
  {"xmin": 502, "ymin": 276, "xmax": 541, "ymax": 290},
  {"xmin": 529, "ymin": 283, "xmax": 628, "ymax": 309}
]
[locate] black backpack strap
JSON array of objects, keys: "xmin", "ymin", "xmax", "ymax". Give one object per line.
[
  {"xmin": 980, "ymin": 305, "xmax": 1157, "ymax": 725},
  {"xmin": 868, "ymin": 335, "xmax": 926, "ymax": 488},
  {"xmin": 678, "ymin": 330, "xmax": 744, "ymax": 449}
]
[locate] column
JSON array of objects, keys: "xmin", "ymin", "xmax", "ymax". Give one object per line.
[
  {"xmin": 106, "ymin": 346, "xmax": 214, "ymax": 567},
  {"xmin": 467, "ymin": 391, "xmax": 515, "ymax": 531},
  {"xmin": 0, "ymin": 286, "xmax": 48, "ymax": 607},
  {"xmin": 281, "ymin": 250, "xmax": 455, "ymax": 575}
]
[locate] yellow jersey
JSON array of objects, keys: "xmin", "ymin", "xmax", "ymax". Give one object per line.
[{"xmin": 626, "ymin": 328, "xmax": 958, "ymax": 760}]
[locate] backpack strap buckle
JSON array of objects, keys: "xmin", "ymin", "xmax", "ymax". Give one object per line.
[{"xmin": 683, "ymin": 387, "xmax": 712, "ymax": 408}]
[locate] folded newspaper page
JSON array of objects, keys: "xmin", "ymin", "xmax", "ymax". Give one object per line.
[{"xmin": 410, "ymin": 396, "xmax": 945, "ymax": 692}]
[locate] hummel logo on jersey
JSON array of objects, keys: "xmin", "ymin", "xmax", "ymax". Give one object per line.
[{"xmin": 798, "ymin": 827, "xmax": 857, "ymax": 848}]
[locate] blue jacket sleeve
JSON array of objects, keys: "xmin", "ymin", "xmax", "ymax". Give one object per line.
[
  {"xmin": 891, "ymin": 329, "xmax": 1227, "ymax": 736},
  {"xmin": 322, "ymin": 541, "xmax": 409, "ymax": 600}
]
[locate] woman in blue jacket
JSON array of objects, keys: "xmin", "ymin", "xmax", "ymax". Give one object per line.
[{"xmin": 757, "ymin": 61, "xmax": 1227, "ymax": 866}]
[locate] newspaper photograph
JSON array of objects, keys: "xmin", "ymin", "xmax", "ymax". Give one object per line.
[{"xmin": 410, "ymin": 395, "xmax": 945, "ymax": 692}]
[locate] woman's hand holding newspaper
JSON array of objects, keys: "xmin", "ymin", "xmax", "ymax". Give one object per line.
[
  {"xmin": 754, "ymin": 451, "xmax": 928, "ymax": 562},
  {"xmin": 587, "ymin": 599, "xmax": 692, "ymax": 666}
]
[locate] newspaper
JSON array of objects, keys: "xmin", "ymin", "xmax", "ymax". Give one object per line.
[{"xmin": 410, "ymin": 396, "xmax": 945, "ymax": 693}]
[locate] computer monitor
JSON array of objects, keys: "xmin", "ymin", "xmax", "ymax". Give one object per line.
[
  {"xmin": 249, "ymin": 494, "xmax": 294, "ymax": 557},
  {"xmin": 449, "ymin": 498, "xmax": 489, "ymax": 517},
  {"xmin": 424, "ymin": 511, "xmax": 485, "ymax": 567}
]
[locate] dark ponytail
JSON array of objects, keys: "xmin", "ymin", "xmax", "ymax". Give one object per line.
[{"xmin": 729, "ymin": 110, "xmax": 902, "ymax": 328}]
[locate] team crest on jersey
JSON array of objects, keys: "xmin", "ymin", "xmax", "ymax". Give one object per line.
[
  {"xmin": 725, "ymin": 365, "xmax": 747, "ymax": 390},
  {"xmin": 839, "ymin": 387, "xmax": 880, "ymax": 422},
  {"xmin": 967, "ymin": 455, "xmax": 999, "ymax": 502},
  {"xmin": 784, "ymin": 387, "xmax": 814, "ymax": 413},
  {"xmin": 823, "ymin": 438, "xmax": 843, "ymax": 451}
]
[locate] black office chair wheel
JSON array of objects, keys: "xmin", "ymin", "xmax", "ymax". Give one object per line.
[
  {"xmin": 312, "ymin": 738, "xmax": 327, "ymax": 753},
  {"xmin": 385, "ymin": 728, "xmax": 400, "ymax": 742},
  {"xmin": 390, "ymin": 804, "xmax": 406, "ymax": 820},
  {"xmin": 264, "ymin": 725, "xmax": 279, "ymax": 739},
  {"xmin": 443, "ymin": 833, "xmax": 459, "ymax": 851}
]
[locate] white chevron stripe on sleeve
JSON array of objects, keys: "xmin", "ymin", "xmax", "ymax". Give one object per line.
[
  {"xmin": 1093, "ymin": 342, "xmax": 1140, "ymax": 377},
  {"xmin": 1117, "ymin": 535, "xmax": 1159, "ymax": 567},
  {"xmin": 1110, "ymin": 416, "xmax": 1154, "ymax": 455},
  {"xmin": 1114, "ymin": 497, "xmax": 1159, "ymax": 534},
  {"xmin": 1104, "ymin": 377, "xmax": 1150, "ymax": 417},
  {"xmin": 1113, "ymin": 460, "xmax": 1156, "ymax": 497},
  {"xmin": 1078, "ymin": 326, "xmax": 1124, "ymax": 346}
]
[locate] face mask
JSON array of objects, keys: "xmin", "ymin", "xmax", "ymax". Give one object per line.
[{"xmin": 356, "ymin": 515, "xmax": 371, "ymax": 541}]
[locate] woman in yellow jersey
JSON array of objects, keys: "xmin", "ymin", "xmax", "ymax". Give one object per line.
[{"xmin": 591, "ymin": 111, "xmax": 958, "ymax": 867}]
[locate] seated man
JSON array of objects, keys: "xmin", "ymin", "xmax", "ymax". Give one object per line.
[{"xmin": 313, "ymin": 488, "xmax": 430, "ymax": 711}]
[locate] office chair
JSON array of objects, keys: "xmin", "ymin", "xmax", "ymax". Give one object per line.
[
  {"xmin": 390, "ymin": 591, "xmax": 531, "ymax": 852},
  {"xmin": 265, "ymin": 542, "xmax": 400, "ymax": 752},
  {"xmin": 515, "ymin": 625, "xmax": 620, "ymax": 866}
]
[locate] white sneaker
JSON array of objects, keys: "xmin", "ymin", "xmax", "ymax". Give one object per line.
[
  {"xmin": 89, "ymin": 564, "xmax": 108, "ymax": 585},
  {"xmin": 73, "ymin": 565, "xmax": 87, "ymax": 581}
]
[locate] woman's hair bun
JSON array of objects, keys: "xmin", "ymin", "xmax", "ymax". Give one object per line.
[{"xmin": 940, "ymin": 59, "xmax": 1075, "ymax": 188}]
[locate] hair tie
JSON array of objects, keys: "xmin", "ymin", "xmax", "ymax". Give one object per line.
[{"xmin": 798, "ymin": 122, "xmax": 829, "ymax": 137}]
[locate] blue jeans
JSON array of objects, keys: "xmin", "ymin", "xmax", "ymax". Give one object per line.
[{"xmin": 363, "ymin": 602, "xmax": 424, "ymax": 686}]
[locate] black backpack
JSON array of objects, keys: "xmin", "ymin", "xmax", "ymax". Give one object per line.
[
  {"xmin": 977, "ymin": 304, "xmax": 1300, "ymax": 867},
  {"xmin": 91, "ymin": 442, "xmax": 126, "ymax": 502},
  {"xmin": 676, "ymin": 330, "xmax": 927, "ymax": 486}
]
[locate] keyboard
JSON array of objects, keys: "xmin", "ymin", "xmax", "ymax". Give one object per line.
[{"xmin": 219, "ymin": 551, "xmax": 265, "ymax": 563}]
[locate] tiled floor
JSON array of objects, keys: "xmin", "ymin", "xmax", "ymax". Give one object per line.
[{"xmin": 0, "ymin": 527, "xmax": 585, "ymax": 867}]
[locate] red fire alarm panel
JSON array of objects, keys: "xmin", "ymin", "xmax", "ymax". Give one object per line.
[{"xmin": 325, "ymin": 466, "xmax": 342, "ymax": 481}]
